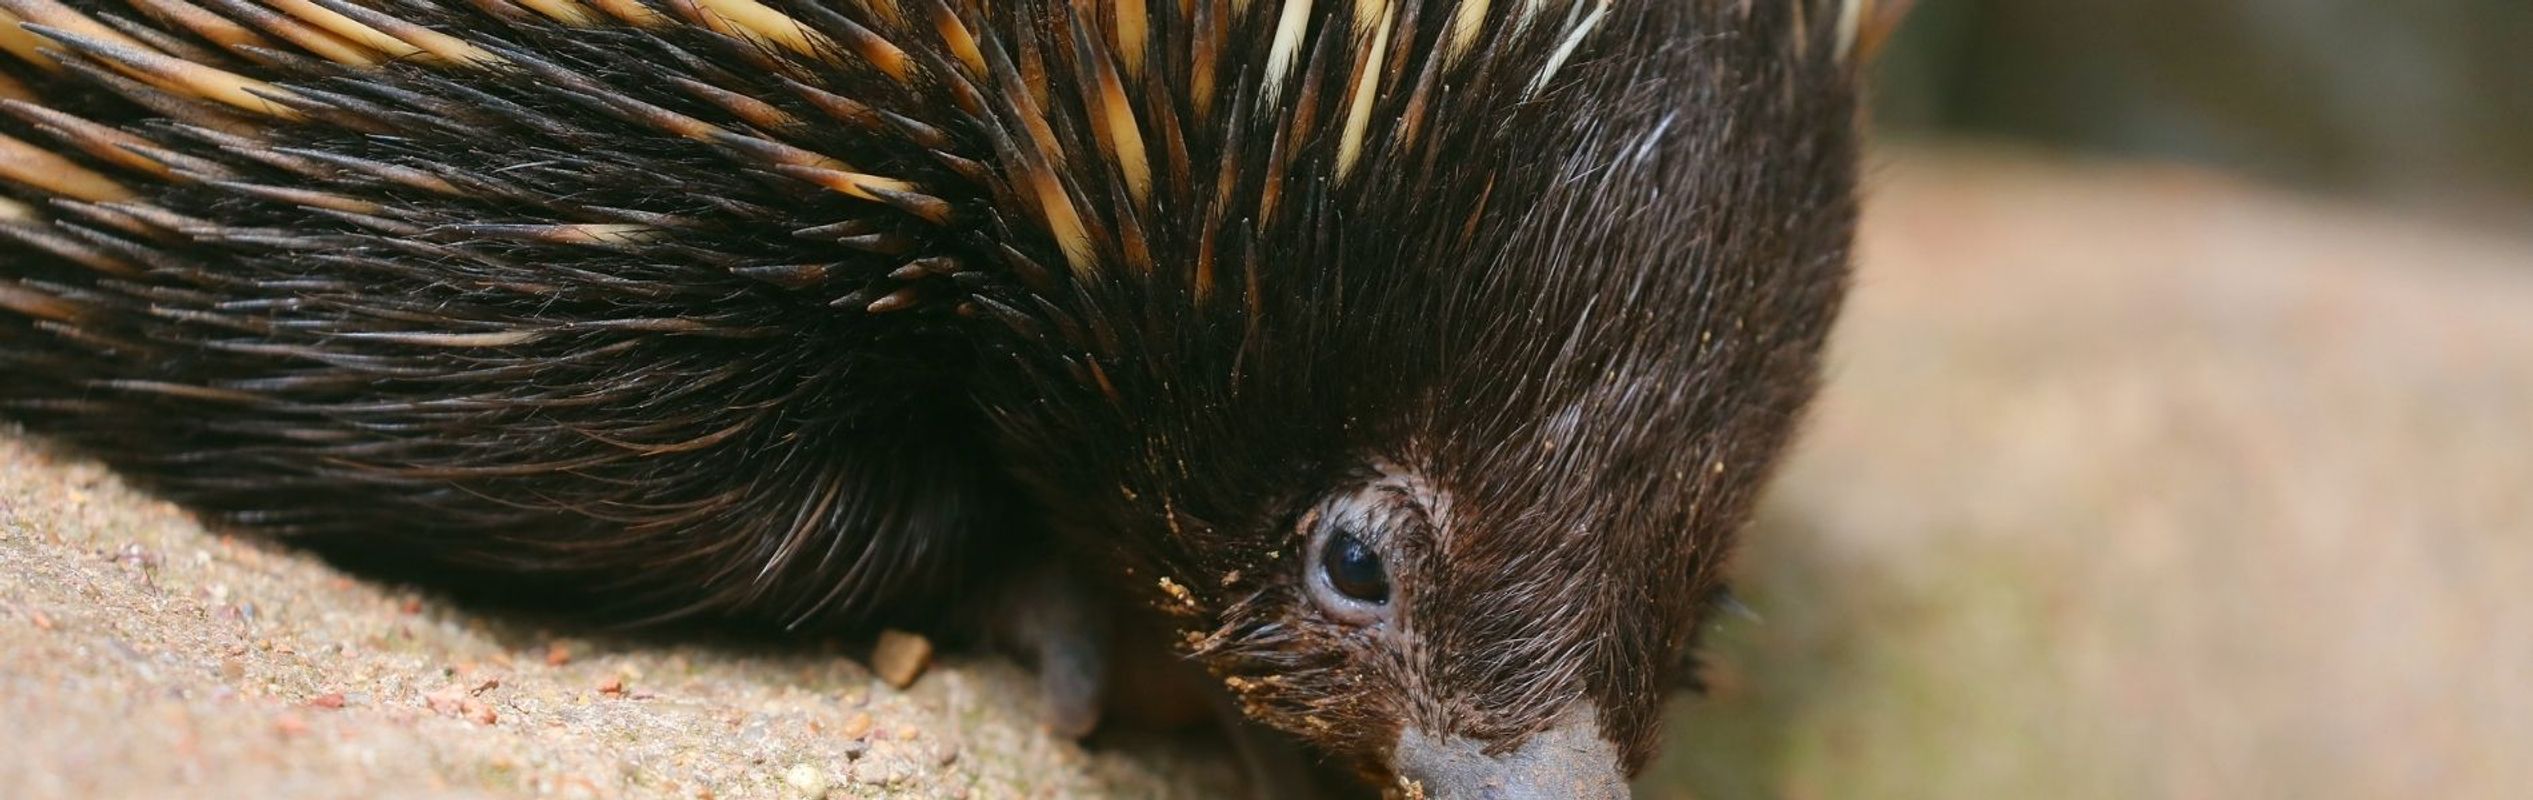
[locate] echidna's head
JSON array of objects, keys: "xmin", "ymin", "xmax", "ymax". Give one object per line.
[{"xmin": 989, "ymin": 2, "xmax": 1865, "ymax": 795}]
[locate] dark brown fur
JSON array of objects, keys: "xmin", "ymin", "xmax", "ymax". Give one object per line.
[{"xmin": 0, "ymin": 0, "xmax": 1860, "ymax": 786}]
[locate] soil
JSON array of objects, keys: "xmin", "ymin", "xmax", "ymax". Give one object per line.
[{"xmin": 0, "ymin": 437, "xmax": 1239, "ymax": 800}]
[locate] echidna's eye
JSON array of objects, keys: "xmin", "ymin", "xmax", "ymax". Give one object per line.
[{"xmin": 1320, "ymin": 529, "xmax": 1390, "ymax": 605}]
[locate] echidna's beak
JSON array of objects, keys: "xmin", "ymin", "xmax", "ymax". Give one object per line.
[{"xmin": 1392, "ymin": 704, "xmax": 1628, "ymax": 799}]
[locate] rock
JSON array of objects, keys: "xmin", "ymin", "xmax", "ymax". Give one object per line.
[
  {"xmin": 848, "ymin": 754, "xmax": 909, "ymax": 787},
  {"xmin": 423, "ymin": 684, "xmax": 498, "ymax": 725},
  {"xmin": 870, "ymin": 630, "xmax": 932, "ymax": 689},
  {"xmin": 781, "ymin": 763, "xmax": 829, "ymax": 799}
]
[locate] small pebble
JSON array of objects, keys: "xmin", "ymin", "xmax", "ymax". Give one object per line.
[
  {"xmin": 870, "ymin": 630, "xmax": 931, "ymax": 689},
  {"xmin": 849, "ymin": 757, "xmax": 906, "ymax": 787},
  {"xmin": 839, "ymin": 712, "xmax": 873, "ymax": 739},
  {"xmin": 782, "ymin": 763, "xmax": 829, "ymax": 798},
  {"xmin": 427, "ymin": 688, "xmax": 466, "ymax": 716},
  {"xmin": 544, "ymin": 643, "xmax": 573, "ymax": 666},
  {"xmin": 424, "ymin": 685, "xmax": 499, "ymax": 725},
  {"xmin": 1395, "ymin": 778, "xmax": 1430, "ymax": 800}
]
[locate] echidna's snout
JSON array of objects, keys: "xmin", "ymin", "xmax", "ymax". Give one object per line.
[{"xmin": 1393, "ymin": 705, "xmax": 1628, "ymax": 800}]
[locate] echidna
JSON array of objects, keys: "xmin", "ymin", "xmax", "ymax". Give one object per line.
[{"xmin": 1, "ymin": 0, "xmax": 1894, "ymax": 794}]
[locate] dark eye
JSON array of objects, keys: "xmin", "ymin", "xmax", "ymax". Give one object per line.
[{"xmin": 1319, "ymin": 529, "xmax": 1390, "ymax": 604}]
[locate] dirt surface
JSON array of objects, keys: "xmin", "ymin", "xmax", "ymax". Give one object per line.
[
  {"xmin": 0, "ymin": 443, "xmax": 1238, "ymax": 799},
  {"xmin": 6, "ymin": 148, "xmax": 2531, "ymax": 799}
]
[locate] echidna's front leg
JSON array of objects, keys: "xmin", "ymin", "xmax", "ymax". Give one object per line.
[
  {"xmin": 1210, "ymin": 688, "xmax": 1337, "ymax": 800},
  {"xmin": 992, "ymin": 563, "xmax": 1110, "ymax": 738},
  {"xmin": 991, "ymin": 563, "xmax": 1342, "ymax": 798}
]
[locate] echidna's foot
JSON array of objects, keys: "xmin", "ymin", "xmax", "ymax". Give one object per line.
[
  {"xmin": 995, "ymin": 564, "xmax": 1109, "ymax": 738},
  {"xmin": 1210, "ymin": 687, "xmax": 1336, "ymax": 800}
]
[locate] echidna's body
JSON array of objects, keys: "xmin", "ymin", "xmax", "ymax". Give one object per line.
[{"xmin": 2, "ymin": 0, "xmax": 1877, "ymax": 793}]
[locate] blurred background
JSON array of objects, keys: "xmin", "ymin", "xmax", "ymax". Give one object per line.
[
  {"xmin": 1640, "ymin": 2, "xmax": 2533, "ymax": 798},
  {"xmin": 1875, "ymin": 0, "xmax": 2533, "ymax": 215}
]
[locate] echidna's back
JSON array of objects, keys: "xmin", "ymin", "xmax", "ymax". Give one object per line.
[{"xmin": 0, "ymin": 0, "xmax": 1031, "ymax": 628}]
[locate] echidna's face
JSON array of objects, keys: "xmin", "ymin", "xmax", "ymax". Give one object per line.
[
  {"xmin": 985, "ymin": 2, "xmax": 1860, "ymax": 795},
  {"xmin": 1262, "ymin": 455, "xmax": 1670, "ymax": 798},
  {"xmin": 1083, "ymin": 41, "xmax": 1853, "ymax": 792},
  {"xmin": 1163, "ymin": 357, "xmax": 1815, "ymax": 798}
]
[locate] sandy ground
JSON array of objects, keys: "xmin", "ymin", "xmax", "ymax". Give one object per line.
[
  {"xmin": 0, "ymin": 433, "xmax": 1241, "ymax": 799},
  {"xmin": 5, "ymin": 148, "xmax": 2531, "ymax": 798}
]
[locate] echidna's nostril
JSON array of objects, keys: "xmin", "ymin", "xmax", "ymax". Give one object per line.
[{"xmin": 1392, "ymin": 704, "xmax": 1628, "ymax": 800}]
